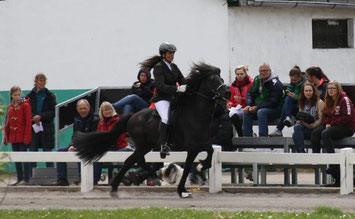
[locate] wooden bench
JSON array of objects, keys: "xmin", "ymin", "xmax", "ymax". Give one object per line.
[{"xmin": 228, "ymin": 137, "xmax": 355, "ymax": 185}]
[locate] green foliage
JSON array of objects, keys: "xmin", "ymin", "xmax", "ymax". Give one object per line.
[{"xmin": 0, "ymin": 207, "xmax": 354, "ymax": 219}]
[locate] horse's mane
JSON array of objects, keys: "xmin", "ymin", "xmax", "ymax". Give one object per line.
[{"xmin": 186, "ymin": 63, "xmax": 221, "ymax": 91}]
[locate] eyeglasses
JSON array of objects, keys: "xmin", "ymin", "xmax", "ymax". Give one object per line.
[{"xmin": 327, "ymin": 87, "xmax": 337, "ymax": 90}]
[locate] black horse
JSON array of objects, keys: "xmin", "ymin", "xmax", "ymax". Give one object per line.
[{"xmin": 73, "ymin": 63, "xmax": 230, "ymax": 198}]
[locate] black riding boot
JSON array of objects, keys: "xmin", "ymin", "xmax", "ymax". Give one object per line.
[
  {"xmin": 230, "ymin": 114, "xmax": 243, "ymax": 137},
  {"xmin": 158, "ymin": 122, "xmax": 170, "ymax": 159}
]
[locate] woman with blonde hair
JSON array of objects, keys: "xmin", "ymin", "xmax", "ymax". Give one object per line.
[
  {"xmin": 311, "ymin": 80, "xmax": 355, "ymax": 186},
  {"xmin": 227, "ymin": 65, "xmax": 253, "ymax": 137}
]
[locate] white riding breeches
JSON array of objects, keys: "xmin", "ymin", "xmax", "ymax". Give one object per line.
[{"xmin": 155, "ymin": 100, "xmax": 170, "ymax": 124}]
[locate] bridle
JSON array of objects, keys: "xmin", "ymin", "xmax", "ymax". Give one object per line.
[{"xmin": 192, "ymin": 83, "xmax": 227, "ymax": 101}]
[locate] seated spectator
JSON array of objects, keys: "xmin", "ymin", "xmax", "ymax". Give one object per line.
[
  {"xmin": 113, "ymin": 67, "xmax": 155, "ymax": 115},
  {"xmin": 305, "ymin": 66, "xmax": 329, "ymax": 100},
  {"xmin": 3, "ymin": 86, "xmax": 32, "ymax": 185},
  {"xmin": 27, "ymin": 73, "xmax": 56, "ymax": 170},
  {"xmin": 227, "ymin": 65, "xmax": 253, "ymax": 137},
  {"xmin": 97, "ymin": 101, "xmax": 132, "ymax": 151},
  {"xmin": 243, "ymin": 63, "xmax": 284, "ymax": 137},
  {"xmin": 52, "ymin": 99, "xmax": 101, "ymax": 186},
  {"xmin": 292, "ymin": 83, "xmax": 324, "ymax": 153},
  {"xmin": 311, "ymin": 80, "xmax": 355, "ymax": 187},
  {"xmin": 270, "ymin": 65, "xmax": 306, "ymax": 136}
]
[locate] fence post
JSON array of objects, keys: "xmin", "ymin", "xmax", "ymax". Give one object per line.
[
  {"xmin": 209, "ymin": 145, "xmax": 222, "ymax": 193},
  {"xmin": 340, "ymin": 148, "xmax": 353, "ymax": 195},
  {"xmin": 81, "ymin": 161, "xmax": 94, "ymax": 193}
]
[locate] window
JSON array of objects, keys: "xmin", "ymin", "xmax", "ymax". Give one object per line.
[{"xmin": 312, "ymin": 19, "xmax": 353, "ymax": 49}]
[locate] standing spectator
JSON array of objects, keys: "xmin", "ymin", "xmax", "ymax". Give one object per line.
[
  {"xmin": 227, "ymin": 65, "xmax": 253, "ymax": 137},
  {"xmin": 3, "ymin": 86, "xmax": 32, "ymax": 185},
  {"xmin": 292, "ymin": 83, "xmax": 324, "ymax": 153},
  {"xmin": 243, "ymin": 63, "xmax": 283, "ymax": 137},
  {"xmin": 26, "ymin": 73, "xmax": 56, "ymax": 170},
  {"xmin": 270, "ymin": 66, "xmax": 306, "ymax": 136},
  {"xmin": 113, "ymin": 67, "xmax": 155, "ymax": 115},
  {"xmin": 311, "ymin": 80, "xmax": 355, "ymax": 187},
  {"xmin": 305, "ymin": 66, "xmax": 329, "ymax": 100},
  {"xmin": 52, "ymin": 99, "xmax": 101, "ymax": 186},
  {"xmin": 140, "ymin": 42, "xmax": 186, "ymax": 158}
]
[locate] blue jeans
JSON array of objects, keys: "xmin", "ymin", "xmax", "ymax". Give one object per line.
[
  {"xmin": 56, "ymin": 146, "xmax": 103, "ymax": 183},
  {"xmin": 276, "ymin": 96, "xmax": 298, "ymax": 131},
  {"xmin": 113, "ymin": 94, "xmax": 149, "ymax": 115},
  {"xmin": 12, "ymin": 143, "xmax": 30, "ymax": 182},
  {"xmin": 243, "ymin": 107, "xmax": 281, "ymax": 136},
  {"xmin": 292, "ymin": 124, "xmax": 312, "ymax": 150}
]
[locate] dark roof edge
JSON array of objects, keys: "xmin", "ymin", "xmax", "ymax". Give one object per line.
[{"xmin": 228, "ymin": 0, "xmax": 355, "ymax": 9}]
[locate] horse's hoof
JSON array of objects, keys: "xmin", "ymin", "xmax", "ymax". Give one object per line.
[
  {"xmin": 181, "ymin": 192, "xmax": 192, "ymax": 198},
  {"xmin": 110, "ymin": 191, "xmax": 118, "ymax": 198}
]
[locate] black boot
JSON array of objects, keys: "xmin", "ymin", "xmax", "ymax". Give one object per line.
[
  {"xmin": 158, "ymin": 122, "xmax": 170, "ymax": 159},
  {"xmin": 128, "ymin": 168, "xmax": 149, "ymax": 186},
  {"xmin": 230, "ymin": 114, "xmax": 243, "ymax": 137},
  {"xmin": 324, "ymin": 165, "xmax": 340, "ymax": 187}
]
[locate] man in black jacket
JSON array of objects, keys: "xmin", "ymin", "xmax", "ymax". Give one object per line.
[{"xmin": 52, "ymin": 99, "xmax": 101, "ymax": 186}]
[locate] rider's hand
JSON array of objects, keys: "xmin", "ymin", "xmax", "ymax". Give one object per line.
[{"xmin": 176, "ymin": 85, "xmax": 187, "ymax": 93}]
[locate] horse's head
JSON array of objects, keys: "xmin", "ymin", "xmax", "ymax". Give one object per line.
[{"xmin": 187, "ymin": 63, "xmax": 230, "ymax": 101}]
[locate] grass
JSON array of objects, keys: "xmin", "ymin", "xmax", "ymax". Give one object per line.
[{"xmin": 0, "ymin": 206, "xmax": 354, "ymax": 219}]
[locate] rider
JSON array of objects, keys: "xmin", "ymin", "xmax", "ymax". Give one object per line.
[{"xmin": 150, "ymin": 42, "xmax": 186, "ymax": 158}]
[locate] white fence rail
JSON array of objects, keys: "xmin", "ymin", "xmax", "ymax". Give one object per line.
[{"xmin": 1, "ymin": 147, "xmax": 354, "ymax": 195}]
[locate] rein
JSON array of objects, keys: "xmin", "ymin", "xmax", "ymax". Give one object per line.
[{"xmin": 189, "ymin": 84, "xmax": 226, "ymax": 101}]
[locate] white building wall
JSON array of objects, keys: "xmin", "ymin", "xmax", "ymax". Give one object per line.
[
  {"xmin": 228, "ymin": 7, "xmax": 355, "ymax": 84},
  {"xmin": 0, "ymin": 0, "xmax": 229, "ymax": 90}
]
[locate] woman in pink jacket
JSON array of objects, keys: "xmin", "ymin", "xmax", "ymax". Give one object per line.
[
  {"xmin": 311, "ymin": 80, "xmax": 355, "ymax": 187},
  {"xmin": 3, "ymin": 86, "xmax": 32, "ymax": 185},
  {"xmin": 227, "ymin": 65, "xmax": 253, "ymax": 137}
]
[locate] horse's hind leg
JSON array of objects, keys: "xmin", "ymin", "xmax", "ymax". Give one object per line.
[
  {"xmin": 110, "ymin": 151, "xmax": 140, "ymax": 195},
  {"xmin": 177, "ymin": 151, "xmax": 198, "ymax": 198},
  {"xmin": 199, "ymin": 145, "xmax": 214, "ymax": 170}
]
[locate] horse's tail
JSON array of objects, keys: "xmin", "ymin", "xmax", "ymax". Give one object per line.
[{"xmin": 73, "ymin": 113, "xmax": 133, "ymax": 164}]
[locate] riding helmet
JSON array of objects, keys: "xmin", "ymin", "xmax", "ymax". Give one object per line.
[{"xmin": 159, "ymin": 42, "xmax": 177, "ymax": 55}]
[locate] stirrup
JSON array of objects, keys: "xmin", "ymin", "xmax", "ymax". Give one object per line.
[{"xmin": 160, "ymin": 145, "xmax": 170, "ymax": 159}]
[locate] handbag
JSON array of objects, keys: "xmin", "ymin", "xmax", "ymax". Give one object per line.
[{"xmin": 295, "ymin": 111, "xmax": 315, "ymax": 124}]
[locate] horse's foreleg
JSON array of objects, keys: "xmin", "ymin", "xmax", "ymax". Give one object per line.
[
  {"xmin": 177, "ymin": 151, "xmax": 198, "ymax": 198},
  {"xmin": 110, "ymin": 151, "xmax": 140, "ymax": 194},
  {"xmin": 199, "ymin": 145, "xmax": 213, "ymax": 170}
]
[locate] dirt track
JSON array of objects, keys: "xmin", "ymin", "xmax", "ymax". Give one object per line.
[{"xmin": 1, "ymin": 187, "xmax": 355, "ymax": 212}]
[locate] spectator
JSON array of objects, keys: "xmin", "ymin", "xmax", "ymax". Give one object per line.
[
  {"xmin": 113, "ymin": 67, "xmax": 155, "ymax": 115},
  {"xmin": 270, "ymin": 66, "xmax": 306, "ymax": 136},
  {"xmin": 227, "ymin": 65, "xmax": 253, "ymax": 137},
  {"xmin": 97, "ymin": 101, "xmax": 130, "ymax": 151},
  {"xmin": 52, "ymin": 99, "xmax": 101, "ymax": 186},
  {"xmin": 26, "ymin": 73, "xmax": 56, "ymax": 170},
  {"xmin": 243, "ymin": 63, "xmax": 283, "ymax": 137},
  {"xmin": 311, "ymin": 80, "xmax": 355, "ymax": 187},
  {"xmin": 141, "ymin": 42, "xmax": 186, "ymax": 158},
  {"xmin": 305, "ymin": 66, "xmax": 329, "ymax": 100},
  {"xmin": 292, "ymin": 83, "xmax": 324, "ymax": 153},
  {"xmin": 3, "ymin": 86, "xmax": 32, "ymax": 185}
]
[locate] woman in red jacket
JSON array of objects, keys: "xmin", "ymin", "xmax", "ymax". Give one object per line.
[
  {"xmin": 3, "ymin": 86, "xmax": 32, "ymax": 185},
  {"xmin": 97, "ymin": 101, "xmax": 129, "ymax": 151},
  {"xmin": 227, "ymin": 65, "xmax": 253, "ymax": 137},
  {"xmin": 311, "ymin": 80, "xmax": 355, "ymax": 186}
]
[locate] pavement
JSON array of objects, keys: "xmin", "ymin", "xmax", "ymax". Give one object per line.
[{"xmin": 0, "ymin": 171, "xmax": 354, "ymax": 212}]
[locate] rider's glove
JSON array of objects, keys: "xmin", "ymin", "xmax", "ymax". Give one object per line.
[{"xmin": 176, "ymin": 85, "xmax": 187, "ymax": 93}]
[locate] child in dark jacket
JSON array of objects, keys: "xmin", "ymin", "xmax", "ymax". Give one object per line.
[{"xmin": 3, "ymin": 86, "xmax": 32, "ymax": 185}]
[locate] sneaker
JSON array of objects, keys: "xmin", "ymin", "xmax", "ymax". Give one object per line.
[
  {"xmin": 10, "ymin": 181, "xmax": 21, "ymax": 186},
  {"xmin": 51, "ymin": 178, "xmax": 69, "ymax": 186},
  {"xmin": 18, "ymin": 181, "xmax": 29, "ymax": 185},
  {"xmin": 296, "ymin": 148, "xmax": 306, "ymax": 153},
  {"xmin": 269, "ymin": 129, "xmax": 283, "ymax": 137},
  {"xmin": 283, "ymin": 116, "xmax": 295, "ymax": 127}
]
